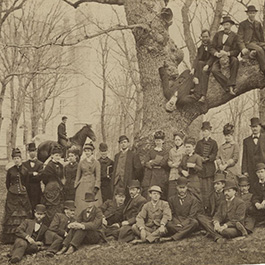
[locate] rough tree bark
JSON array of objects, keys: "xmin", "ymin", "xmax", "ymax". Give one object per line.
[{"xmin": 63, "ymin": 0, "xmax": 265, "ymax": 155}]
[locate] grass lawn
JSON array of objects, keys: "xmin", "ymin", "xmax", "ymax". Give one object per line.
[{"xmin": 0, "ymin": 166, "xmax": 264, "ymax": 265}]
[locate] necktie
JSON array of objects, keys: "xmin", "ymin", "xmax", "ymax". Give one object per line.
[{"xmin": 253, "ymin": 136, "xmax": 259, "ymax": 145}]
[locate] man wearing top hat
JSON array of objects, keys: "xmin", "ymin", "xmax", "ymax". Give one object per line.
[
  {"xmin": 198, "ymin": 180, "xmax": 246, "ymax": 243},
  {"xmin": 117, "ymin": 180, "xmax": 147, "ymax": 242},
  {"xmin": 112, "ymin": 135, "xmax": 143, "ymax": 199},
  {"xmin": 132, "ymin": 185, "xmax": 172, "ymax": 243},
  {"xmin": 210, "ymin": 16, "xmax": 240, "ymax": 96},
  {"xmin": 57, "ymin": 192, "xmax": 104, "ymax": 255},
  {"xmin": 23, "ymin": 143, "xmax": 43, "ymax": 213},
  {"xmin": 45, "ymin": 200, "xmax": 76, "ymax": 257},
  {"xmin": 195, "ymin": 121, "xmax": 218, "ymax": 212},
  {"xmin": 98, "ymin": 142, "xmax": 114, "ymax": 202},
  {"xmin": 238, "ymin": 5, "xmax": 265, "ymax": 74},
  {"xmin": 242, "ymin": 117, "xmax": 265, "ymax": 191},
  {"xmin": 166, "ymin": 177, "xmax": 201, "ymax": 241},
  {"xmin": 190, "ymin": 29, "xmax": 214, "ymax": 103},
  {"xmin": 9, "ymin": 204, "xmax": 48, "ymax": 263}
]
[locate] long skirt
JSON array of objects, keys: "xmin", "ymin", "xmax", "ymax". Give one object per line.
[
  {"xmin": 75, "ymin": 176, "xmax": 102, "ymax": 217},
  {"xmin": 2, "ymin": 192, "xmax": 32, "ymax": 244}
]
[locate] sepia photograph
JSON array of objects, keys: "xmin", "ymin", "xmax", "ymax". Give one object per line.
[{"xmin": 0, "ymin": 0, "xmax": 265, "ymax": 264}]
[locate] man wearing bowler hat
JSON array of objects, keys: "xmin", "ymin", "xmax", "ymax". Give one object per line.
[
  {"xmin": 195, "ymin": 121, "xmax": 218, "ymax": 212},
  {"xmin": 23, "ymin": 143, "xmax": 44, "ymax": 213},
  {"xmin": 117, "ymin": 180, "xmax": 146, "ymax": 242},
  {"xmin": 242, "ymin": 117, "xmax": 265, "ymax": 191},
  {"xmin": 112, "ymin": 135, "xmax": 143, "ymax": 199},
  {"xmin": 166, "ymin": 177, "xmax": 201, "ymax": 241},
  {"xmin": 210, "ymin": 16, "xmax": 240, "ymax": 96},
  {"xmin": 238, "ymin": 5, "xmax": 265, "ymax": 74},
  {"xmin": 45, "ymin": 200, "xmax": 76, "ymax": 257},
  {"xmin": 9, "ymin": 204, "xmax": 48, "ymax": 263},
  {"xmin": 98, "ymin": 142, "xmax": 114, "ymax": 202},
  {"xmin": 198, "ymin": 180, "xmax": 246, "ymax": 243},
  {"xmin": 57, "ymin": 192, "xmax": 103, "ymax": 255},
  {"xmin": 132, "ymin": 185, "xmax": 172, "ymax": 243}
]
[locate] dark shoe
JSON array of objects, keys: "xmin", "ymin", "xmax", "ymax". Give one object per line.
[
  {"xmin": 45, "ymin": 251, "xmax": 54, "ymax": 258},
  {"xmin": 236, "ymin": 222, "xmax": 248, "ymax": 236},
  {"xmin": 229, "ymin": 86, "xmax": 236, "ymax": 96},
  {"xmin": 10, "ymin": 257, "xmax": 20, "ymax": 263},
  {"xmin": 65, "ymin": 245, "xmax": 75, "ymax": 255},
  {"xmin": 56, "ymin": 246, "xmax": 68, "ymax": 255},
  {"xmin": 216, "ymin": 238, "xmax": 226, "ymax": 244}
]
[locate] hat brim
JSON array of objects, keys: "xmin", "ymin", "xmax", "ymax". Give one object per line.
[
  {"xmin": 128, "ymin": 186, "xmax": 141, "ymax": 189},
  {"xmin": 213, "ymin": 179, "xmax": 226, "ymax": 183},
  {"xmin": 64, "ymin": 206, "xmax": 76, "ymax": 210},
  {"xmin": 148, "ymin": 189, "xmax": 162, "ymax": 194},
  {"xmin": 28, "ymin": 149, "xmax": 37, "ymax": 152},
  {"xmin": 224, "ymin": 186, "xmax": 237, "ymax": 191},
  {"xmin": 220, "ymin": 20, "xmax": 235, "ymax": 25},
  {"xmin": 246, "ymin": 9, "xmax": 258, "ymax": 12},
  {"xmin": 239, "ymin": 182, "xmax": 250, "ymax": 186},
  {"xmin": 82, "ymin": 199, "xmax": 98, "ymax": 202}
]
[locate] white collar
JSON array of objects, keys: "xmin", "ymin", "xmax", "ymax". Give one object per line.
[{"xmin": 154, "ymin": 146, "xmax": 163, "ymax": 152}]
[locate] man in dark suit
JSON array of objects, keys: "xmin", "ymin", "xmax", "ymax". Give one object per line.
[
  {"xmin": 210, "ymin": 16, "xmax": 240, "ymax": 96},
  {"xmin": 191, "ymin": 29, "xmax": 214, "ymax": 102},
  {"xmin": 118, "ymin": 180, "xmax": 147, "ymax": 242},
  {"xmin": 166, "ymin": 177, "xmax": 201, "ymax": 241},
  {"xmin": 197, "ymin": 180, "xmax": 246, "ymax": 243},
  {"xmin": 45, "ymin": 201, "xmax": 76, "ymax": 257},
  {"xmin": 57, "ymin": 193, "xmax": 104, "ymax": 255},
  {"xmin": 195, "ymin": 121, "xmax": 218, "ymax": 212},
  {"xmin": 57, "ymin": 116, "xmax": 68, "ymax": 158},
  {"xmin": 238, "ymin": 5, "xmax": 265, "ymax": 74},
  {"xmin": 9, "ymin": 204, "xmax": 48, "ymax": 263},
  {"xmin": 242, "ymin": 117, "xmax": 265, "ymax": 191},
  {"xmin": 23, "ymin": 143, "xmax": 43, "ymax": 213},
  {"xmin": 112, "ymin": 135, "xmax": 143, "ymax": 199}
]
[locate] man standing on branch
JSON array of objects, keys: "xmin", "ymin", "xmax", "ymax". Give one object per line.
[
  {"xmin": 190, "ymin": 29, "xmax": 214, "ymax": 103},
  {"xmin": 57, "ymin": 116, "xmax": 68, "ymax": 158},
  {"xmin": 210, "ymin": 16, "xmax": 240, "ymax": 96},
  {"xmin": 238, "ymin": 5, "xmax": 265, "ymax": 75},
  {"xmin": 242, "ymin": 117, "xmax": 265, "ymax": 191}
]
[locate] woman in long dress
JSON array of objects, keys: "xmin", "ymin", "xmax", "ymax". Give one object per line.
[
  {"xmin": 74, "ymin": 143, "xmax": 101, "ymax": 216},
  {"xmin": 215, "ymin": 123, "xmax": 240, "ymax": 183},
  {"xmin": 41, "ymin": 146, "xmax": 65, "ymax": 225},
  {"xmin": 2, "ymin": 148, "xmax": 32, "ymax": 244}
]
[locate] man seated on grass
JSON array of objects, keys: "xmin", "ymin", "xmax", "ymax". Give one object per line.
[
  {"xmin": 166, "ymin": 177, "xmax": 201, "ymax": 241},
  {"xmin": 197, "ymin": 172, "xmax": 226, "ymax": 228},
  {"xmin": 198, "ymin": 180, "xmax": 246, "ymax": 243},
  {"xmin": 117, "ymin": 180, "xmax": 147, "ymax": 243},
  {"xmin": 9, "ymin": 204, "xmax": 48, "ymax": 264},
  {"xmin": 100, "ymin": 187, "xmax": 126, "ymax": 238},
  {"xmin": 57, "ymin": 193, "xmax": 104, "ymax": 255},
  {"xmin": 45, "ymin": 200, "xmax": 76, "ymax": 257},
  {"xmin": 131, "ymin": 185, "xmax": 171, "ymax": 244}
]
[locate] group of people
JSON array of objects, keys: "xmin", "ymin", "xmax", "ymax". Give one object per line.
[
  {"xmin": 3, "ymin": 111, "xmax": 265, "ymax": 263},
  {"xmin": 191, "ymin": 5, "xmax": 265, "ymax": 103}
]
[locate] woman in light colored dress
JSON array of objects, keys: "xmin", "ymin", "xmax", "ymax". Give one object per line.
[
  {"xmin": 215, "ymin": 123, "xmax": 240, "ymax": 183},
  {"xmin": 74, "ymin": 143, "xmax": 101, "ymax": 216}
]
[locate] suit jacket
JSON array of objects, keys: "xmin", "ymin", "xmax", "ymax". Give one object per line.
[
  {"xmin": 237, "ymin": 19, "xmax": 264, "ymax": 50},
  {"xmin": 193, "ymin": 43, "xmax": 214, "ymax": 70},
  {"xmin": 209, "ymin": 190, "xmax": 225, "ymax": 216},
  {"xmin": 136, "ymin": 200, "xmax": 172, "ymax": 228},
  {"xmin": 168, "ymin": 192, "xmax": 200, "ymax": 225},
  {"xmin": 210, "ymin": 30, "xmax": 240, "ymax": 58},
  {"xmin": 100, "ymin": 199, "xmax": 124, "ymax": 225},
  {"xmin": 213, "ymin": 196, "xmax": 246, "ymax": 227},
  {"xmin": 112, "ymin": 149, "xmax": 143, "ymax": 188},
  {"xmin": 252, "ymin": 182, "xmax": 265, "ymax": 205},
  {"xmin": 16, "ymin": 219, "xmax": 48, "ymax": 241},
  {"xmin": 242, "ymin": 133, "xmax": 265, "ymax": 183},
  {"xmin": 77, "ymin": 206, "xmax": 103, "ymax": 230},
  {"xmin": 195, "ymin": 138, "xmax": 218, "ymax": 178},
  {"xmin": 57, "ymin": 122, "xmax": 67, "ymax": 141},
  {"xmin": 123, "ymin": 194, "xmax": 147, "ymax": 225},
  {"xmin": 23, "ymin": 159, "xmax": 43, "ymax": 184}
]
